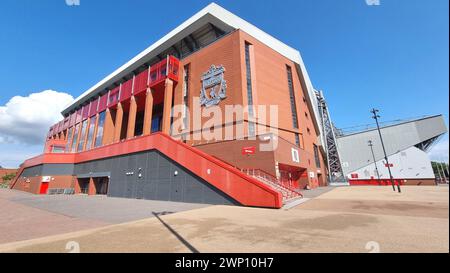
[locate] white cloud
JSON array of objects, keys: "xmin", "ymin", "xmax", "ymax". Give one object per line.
[
  {"xmin": 428, "ymin": 134, "xmax": 449, "ymax": 163},
  {"xmin": 0, "ymin": 90, "xmax": 74, "ymax": 145},
  {"xmin": 0, "ymin": 143, "xmax": 43, "ymax": 169}
]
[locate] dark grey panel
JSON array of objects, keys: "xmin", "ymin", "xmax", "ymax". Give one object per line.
[
  {"xmin": 184, "ymin": 183, "xmax": 204, "ymax": 204},
  {"xmin": 155, "ymin": 179, "xmax": 171, "ymax": 201},
  {"xmin": 22, "ymin": 164, "xmax": 74, "ymax": 177},
  {"xmin": 134, "ymin": 153, "xmax": 147, "ymax": 199},
  {"xmin": 41, "ymin": 164, "xmax": 74, "ymax": 176},
  {"xmin": 29, "ymin": 149, "xmax": 239, "ymax": 206},
  {"xmin": 77, "ymin": 172, "xmax": 111, "ymax": 179},
  {"xmin": 21, "ymin": 165, "xmax": 43, "ymax": 177},
  {"xmin": 170, "ymin": 180, "xmax": 184, "ymax": 202},
  {"xmin": 105, "ymin": 150, "xmax": 239, "ymax": 206}
]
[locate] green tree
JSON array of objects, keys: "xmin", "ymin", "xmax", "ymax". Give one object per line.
[
  {"xmin": 1, "ymin": 173, "xmax": 16, "ymax": 187},
  {"xmin": 432, "ymin": 161, "xmax": 449, "ymax": 180}
]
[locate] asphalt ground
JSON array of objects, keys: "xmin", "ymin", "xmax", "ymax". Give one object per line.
[
  {"xmin": 0, "ymin": 189, "xmax": 208, "ymax": 244},
  {"xmin": 0, "ymin": 186, "xmax": 447, "ymax": 253}
]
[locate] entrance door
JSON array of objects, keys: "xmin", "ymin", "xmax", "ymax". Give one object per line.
[
  {"xmin": 39, "ymin": 182, "xmax": 49, "ymax": 195},
  {"xmin": 94, "ymin": 177, "xmax": 109, "ymax": 195},
  {"xmin": 77, "ymin": 178, "xmax": 90, "ymax": 194}
]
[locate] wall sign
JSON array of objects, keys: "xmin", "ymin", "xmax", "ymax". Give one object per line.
[
  {"xmin": 42, "ymin": 176, "xmax": 51, "ymax": 182},
  {"xmin": 291, "ymin": 148, "xmax": 300, "ymax": 163},
  {"xmin": 242, "ymin": 146, "xmax": 256, "ymax": 155},
  {"xmin": 200, "ymin": 65, "xmax": 227, "ymax": 107}
]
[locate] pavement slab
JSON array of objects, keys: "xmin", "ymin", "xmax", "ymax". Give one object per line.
[{"xmin": 0, "ymin": 186, "xmax": 448, "ymax": 253}]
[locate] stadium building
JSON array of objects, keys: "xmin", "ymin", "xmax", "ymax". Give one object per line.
[
  {"xmin": 336, "ymin": 115, "xmax": 447, "ymax": 186},
  {"xmin": 10, "ymin": 3, "xmax": 327, "ymax": 208},
  {"xmin": 9, "ymin": 3, "xmax": 447, "ymax": 208}
]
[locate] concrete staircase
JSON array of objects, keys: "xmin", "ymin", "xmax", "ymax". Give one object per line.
[{"xmin": 242, "ymin": 169, "xmax": 303, "ymax": 204}]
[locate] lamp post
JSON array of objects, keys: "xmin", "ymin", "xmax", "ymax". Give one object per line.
[
  {"xmin": 368, "ymin": 140, "xmax": 381, "ymax": 183},
  {"xmin": 371, "ymin": 108, "xmax": 401, "ymax": 193}
]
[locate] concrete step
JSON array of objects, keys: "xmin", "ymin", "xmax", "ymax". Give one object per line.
[{"xmin": 249, "ymin": 175, "xmax": 302, "ymax": 203}]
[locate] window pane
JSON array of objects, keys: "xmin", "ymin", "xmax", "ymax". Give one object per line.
[
  {"xmin": 152, "ymin": 116, "xmax": 162, "ymax": 133},
  {"xmin": 295, "ymin": 133, "xmax": 300, "ymax": 147},
  {"xmin": 71, "ymin": 124, "xmax": 80, "ymax": 153},
  {"xmin": 248, "ymin": 122, "xmax": 255, "ymax": 137},
  {"xmin": 287, "ymin": 66, "xmax": 299, "ymax": 129},
  {"xmin": 52, "ymin": 146, "xmax": 65, "ymax": 153},
  {"xmin": 183, "ymin": 64, "xmax": 190, "ymax": 128},
  {"xmin": 95, "ymin": 111, "xmax": 106, "ymax": 148},
  {"xmin": 77, "ymin": 120, "xmax": 88, "ymax": 152},
  {"xmin": 314, "ymin": 144, "xmax": 321, "ymax": 168},
  {"xmin": 86, "ymin": 116, "xmax": 97, "ymax": 150},
  {"xmin": 245, "ymin": 42, "xmax": 255, "ymax": 136},
  {"xmin": 65, "ymin": 127, "xmax": 73, "ymax": 152}
]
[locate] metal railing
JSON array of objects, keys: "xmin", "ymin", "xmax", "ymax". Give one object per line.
[
  {"xmin": 241, "ymin": 168, "xmax": 301, "ymax": 196},
  {"xmin": 48, "ymin": 188, "xmax": 75, "ymax": 195}
]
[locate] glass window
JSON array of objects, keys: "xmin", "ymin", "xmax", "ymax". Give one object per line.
[
  {"xmin": 95, "ymin": 111, "xmax": 106, "ymax": 148},
  {"xmin": 287, "ymin": 66, "xmax": 299, "ymax": 129},
  {"xmin": 183, "ymin": 64, "xmax": 190, "ymax": 129},
  {"xmin": 71, "ymin": 123, "xmax": 80, "ymax": 153},
  {"xmin": 152, "ymin": 115, "xmax": 162, "ymax": 133},
  {"xmin": 248, "ymin": 122, "xmax": 255, "ymax": 137},
  {"xmin": 245, "ymin": 42, "xmax": 256, "ymax": 137},
  {"xmin": 314, "ymin": 144, "xmax": 321, "ymax": 168},
  {"xmin": 52, "ymin": 146, "xmax": 65, "ymax": 153},
  {"xmin": 77, "ymin": 120, "xmax": 88, "ymax": 152},
  {"xmin": 86, "ymin": 116, "xmax": 97, "ymax": 150},
  {"xmin": 65, "ymin": 127, "xmax": 73, "ymax": 152},
  {"xmin": 295, "ymin": 133, "xmax": 300, "ymax": 147}
]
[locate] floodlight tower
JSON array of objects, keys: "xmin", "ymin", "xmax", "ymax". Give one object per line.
[{"xmin": 316, "ymin": 90, "xmax": 347, "ymax": 184}]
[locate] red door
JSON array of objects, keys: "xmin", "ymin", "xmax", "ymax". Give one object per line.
[{"xmin": 39, "ymin": 182, "xmax": 49, "ymax": 195}]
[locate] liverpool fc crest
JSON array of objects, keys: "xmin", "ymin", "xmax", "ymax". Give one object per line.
[{"xmin": 200, "ymin": 65, "xmax": 227, "ymax": 107}]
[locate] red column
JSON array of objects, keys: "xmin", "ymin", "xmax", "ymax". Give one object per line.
[
  {"xmin": 162, "ymin": 79, "xmax": 174, "ymax": 135},
  {"xmin": 127, "ymin": 96, "xmax": 137, "ymax": 139},
  {"xmin": 88, "ymin": 177, "xmax": 96, "ymax": 196},
  {"xmin": 143, "ymin": 88, "xmax": 154, "ymax": 135},
  {"xmin": 114, "ymin": 103, "xmax": 124, "ymax": 142}
]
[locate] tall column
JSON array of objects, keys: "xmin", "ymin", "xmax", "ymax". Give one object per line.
[
  {"xmin": 103, "ymin": 109, "xmax": 114, "ymax": 145},
  {"xmin": 74, "ymin": 178, "xmax": 81, "ymax": 194},
  {"xmin": 88, "ymin": 177, "xmax": 96, "ymax": 196},
  {"xmin": 114, "ymin": 103, "xmax": 124, "ymax": 142},
  {"xmin": 143, "ymin": 88, "xmax": 154, "ymax": 135},
  {"xmin": 127, "ymin": 96, "xmax": 137, "ymax": 139},
  {"xmin": 162, "ymin": 79, "xmax": 174, "ymax": 135}
]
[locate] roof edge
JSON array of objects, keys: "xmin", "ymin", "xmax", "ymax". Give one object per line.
[{"xmin": 62, "ymin": 3, "xmax": 306, "ymax": 115}]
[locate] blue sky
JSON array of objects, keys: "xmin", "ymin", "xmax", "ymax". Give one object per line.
[{"xmin": 0, "ymin": 0, "xmax": 448, "ymax": 167}]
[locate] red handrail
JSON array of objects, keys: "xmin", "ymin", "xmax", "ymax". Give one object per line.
[{"xmin": 241, "ymin": 168, "xmax": 301, "ymax": 195}]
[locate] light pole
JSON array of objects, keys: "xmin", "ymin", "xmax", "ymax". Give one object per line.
[
  {"xmin": 371, "ymin": 108, "xmax": 401, "ymax": 193},
  {"xmin": 368, "ymin": 140, "xmax": 381, "ymax": 183}
]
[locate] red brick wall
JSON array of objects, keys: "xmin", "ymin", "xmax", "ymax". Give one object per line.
[
  {"xmin": 12, "ymin": 175, "xmax": 75, "ymax": 194},
  {"xmin": 171, "ymin": 29, "xmax": 327, "ymax": 187}
]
